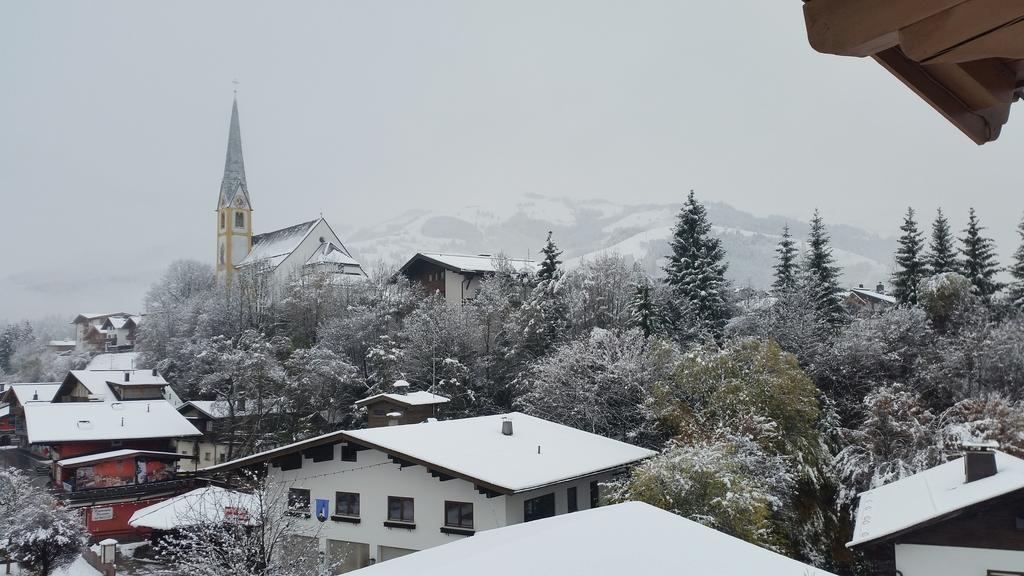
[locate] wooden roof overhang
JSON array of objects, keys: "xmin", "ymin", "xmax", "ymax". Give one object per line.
[{"xmin": 803, "ymin": 0, "xmax": 1024, "ymax": 144}]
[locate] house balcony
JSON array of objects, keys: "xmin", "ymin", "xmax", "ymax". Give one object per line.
[{"xmin": 62, "ymin": 477, "xmax": 194, "ymax": 503}]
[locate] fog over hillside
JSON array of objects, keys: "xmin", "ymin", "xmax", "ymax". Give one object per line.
[{"xmin": 346, "ymin": 194, "xmax": 897, "ymax": 291}]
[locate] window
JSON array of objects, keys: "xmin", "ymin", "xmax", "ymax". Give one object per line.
[
  {"xmin": 590, "ymin": 481, "xmax": 599, "ymax": 508},
  {"xmin": 444, "ymin": 501, "xmax": 473, "ymax": 529},
  {"xmin": 220, "ymin": 212, "xmax": 225, "ymax": 229},
  {"xmin": 335, "ymin": 492, "xmax": 360, "ymax": 518},
  {"xmin": 341, "ymin": 444, "xmax": 358, "ymax": 462},
  {"xmin": 387, "ymin": 496, "xmax": 414, "ymax": 523},
  {"xmin": 288, "ymin": 488, "xmax": 311, "ymax": 515},
  {"xmin": 567, "ymin": 486, "xmax": 578, "ymax": 513},
  {"xmin": 204, "ymin": 451, "xmax": 212, "ymax": 461},
  {"xmin": 523, "ymin": 493, "xmax": 555, "ymax": 522},
  {"xmin": 218, "ymin": 453, "xmax": 226, "ymax": 463},
  {"xmin": 235, "ymin": 212, "xmax": 245, "ymax": 228}
]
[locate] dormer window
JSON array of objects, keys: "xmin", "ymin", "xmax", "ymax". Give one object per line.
[{"xmin": 235, "ymin": 212, "xmax": 245, "ymax": 229}]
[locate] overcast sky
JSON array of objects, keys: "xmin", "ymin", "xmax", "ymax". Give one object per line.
[{"xmin": 1, "ymin": 1, "xmax": 1022, "ymax": 325}]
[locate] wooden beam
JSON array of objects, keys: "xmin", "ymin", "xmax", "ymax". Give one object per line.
[
  {"xmin": 804, "ymin": 0, "xmax": 965, "ymax": 57},
  {"xmin": 924, "ymin": 60, "xmax": 1016, "ymax": 111},
  {"xmin": 899, "ymin": 0, "xmax": 1024, "ymax": 63},
  {"xmin": 872, "ymin": 47, "xmax": 995, "ymax": 144}
]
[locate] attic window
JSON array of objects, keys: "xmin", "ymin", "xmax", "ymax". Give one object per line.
[{"xmin": 235, "ymin": 212, "xmax": 245, "ymax": 228}]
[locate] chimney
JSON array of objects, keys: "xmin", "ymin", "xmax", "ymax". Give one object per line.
[
  {"xmin": 858, "ymin": 284, "xmax": 864, "ymax": 288},
  {"xmin": 32, "ymin": 390, "xmax": 38, "ymax": 401},
  {"xmin": 964, "ymin": 444, "xmax": 998, "ymax": 483},
  {"xmin": 151, "ymin": 368, "xmax": 157, "ymax": 376},
  {"xmin": 124, "ymin": 372, "xmax": 130, "ymax": 382},
  {"xmin": 875, "ymin": 282, "xmax": 885, "ymax": 294},
  {"xmin": 502, "ymin": 419, "xmax": 513, "ymax": 436}
]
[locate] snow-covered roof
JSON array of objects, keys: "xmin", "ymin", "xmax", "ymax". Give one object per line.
[
  {"xmin": 848, "ymin": 450, "xmax": 1024, "ymax": 547},
  {"xmin": 104, "ymin": 316, "xmax": 129, "ymax": 330},
  {"xmin": 205, "ymin": 413, "xmax": 654, "ymax": 492},
  {"xmin": 57, "ymin": 449, "xmax": 185, "ymax": 468},
  {"xmin": 181, "ymin": 400, "xmax": 230, "ymax": 419},
  {"xmin": 65, "ymin": 369, "xmax": 168, "ymax": 400},
  {"xmin": 0, "ymin": 405, "xmax": 8, "ymax": 418},
  {"xmin": 238, "ymin": 219, "xmax": 319, "ymax": 269},
  {"xmin": 847, "ymin": 288, "xmax": 897, "ymax": 305},
  {"xmin": 86, "ymin": 352, "xmax": 141, "ymax": 371},
  {"xmin": 8, "ymin": 383, "xmax": 61, "ymax": 404},
  {"xmin": 355, "ymin": 391, "xmax": 450, "ymax": 407},
  {"xmin": 402, "ymin": 252, "xmax": 538, "ymax": 275},
  {"xmin": 345, "ymin": 413, "xmax": 654, "ymax": 492},
  {"xmin": 23, "ymin": 400, "xmax": 201, "ymax": 443},
  {"xmin": 72, "ymin": 312, "xmax": 130, "ymax": 324},
  {"xmin": 355, "ymin": 501, "xmax": 837, "ymax": 576},
  {"xmin": 128, "ymin": 486, "xmax": 261, "ymax": 530},
  {"xmin": 47, "ymin": 340, "xmax": 76, "ymax": 347},
  {"xmin": 305, "ymin": 240, "xmax": 360, "ymax": 267}
]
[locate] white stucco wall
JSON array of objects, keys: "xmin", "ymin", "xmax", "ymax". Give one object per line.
[
  {"xmin": 273, "ymin": 220, "xmax": 338, "ymax": 287},
  {"xmin": 442, "ymin": 272, "xmax": 486, "ymax": 305},
  {"xmin": 268, "ymin": 442, "xmax": 616, "ymax": 569},
  {"xmin": 174, "ymin": 438, "xmax": 231, "ymax": 472},
  {"xmin": 895, "ymin": 543, "xmax": 1024, "ymax": 576}
]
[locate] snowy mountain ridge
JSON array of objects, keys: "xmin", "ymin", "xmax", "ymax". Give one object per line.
[{"xmin": 344, "ymin": 194, "xmax": 897, "ymax": 290}]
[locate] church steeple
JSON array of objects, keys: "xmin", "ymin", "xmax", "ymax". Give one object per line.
[
  {"xmin": 216, "ymin": 95, "xmax": 254, "ymax": 284},
  {"xmin": 218, "ymin": 96, "xmax": 251, "ymax": 210}
]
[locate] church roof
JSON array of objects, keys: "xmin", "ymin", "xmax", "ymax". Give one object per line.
[
  {"xmin": 305, "ymin": 240, "xmax": 360, "ymax": 267},
  {"xmin": 218, "ymin": 96, "xmax": 250, "ymax": 210},
  {"xmin": 238, "ymin": 219, "xmax": 320, "ymax": 269}
]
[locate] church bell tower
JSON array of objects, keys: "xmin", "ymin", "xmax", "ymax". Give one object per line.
[{"xmin": 216, "ymin": 95, "xmax": 253, "ymax": 285}]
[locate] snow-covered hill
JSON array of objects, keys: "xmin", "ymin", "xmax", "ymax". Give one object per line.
[{"xmin": 343, "ymin": 194, "xmax": 896, "ymax": 290}]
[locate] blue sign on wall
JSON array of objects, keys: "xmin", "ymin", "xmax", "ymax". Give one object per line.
[{"xmin": 315, "ymin": 499, "xmax": 330, "ymax": 522}]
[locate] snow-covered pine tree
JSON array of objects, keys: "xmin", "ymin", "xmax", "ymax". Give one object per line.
[
  {"xmin": 662, "ymin": 190, "xmax": 730, "ymax": 340},
  {"xmin": 959, "ymin": 207, "xmax": 1003, "ymax": 300},
  {"xmin": 772, "ymin": 224, "xmax": 799, "ymax": 293},
  {"xmin": 628, "ymin": 279, "xmax": 658, "ymax": 338},
  {"xmin": 537, "ymin": 230, "xmax": 562, "ymax": 282},
  {"xmin": 1008, "ymin": 213, "xmax": 1024, "ymax": 310},
  {"xmin": 802, "ymin": 209, "xmax": 845, "ymax": 325},
  {"xmin": 927, "ymin": 208, "xmax": 958, "ymax": 274},
  {"xmin": 891, "ymin": 207, "xmax": 926, "ymax": 305}
]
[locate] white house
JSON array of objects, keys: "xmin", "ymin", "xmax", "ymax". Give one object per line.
[
  {"xmin": 398, "ymin": 252, "xmax": 537, "ymax": 305},
  {"xmin": 848, "ymin": 444, "xmax": 1024, "ymax": 576},
  {"xmin": 202, "ymin": 412, "xmax": 654, "ymax": 573},
  {"xmin": 351, "ymin": 501, "xmax": 839, "ymax": 576}
]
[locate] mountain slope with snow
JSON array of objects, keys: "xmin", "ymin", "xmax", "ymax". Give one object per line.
[{"xmin": 344, "ymin": 195, "xmax": 896, "ymax": 290}]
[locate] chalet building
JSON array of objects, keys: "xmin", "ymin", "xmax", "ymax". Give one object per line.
[
  {"xmin": 201, "ymin": 412, "xmax": 654, "ymax": 573},
  {"xmin": 354, "ymin": 501, "xmax": 839, "ymax": 576},
  {"xmin": 214, "ymin": 96, "xmax": 365, "ymax": 287},
  {"xmin": 843, "ymin": 283, "xmax": 896, "ymax": 315},
  {"xmin": 16, "ymin": 369, "xmax": 201, "ymax": 538},
  {"xmin": 0, "ymin": 382, "xmax": 61, "ymax": 453},
  {"xmin": 399, "ymin": 252, "xmax": 537, "ymax": 306},
  {"xmin": 355, "ymin": 382, "xmax": 449, "ymax": 428},
  {"xmin": 71, "ymin": 313, "xmax": 141, "ymax": 351},
  {"xmin": 849, "ymin": 444, "xmax": 1024, "ymax": 575}
]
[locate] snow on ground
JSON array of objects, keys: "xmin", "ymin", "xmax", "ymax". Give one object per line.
[{"xmin": 9, "ymin": 556, "xmax": 102, "ymax": 576}]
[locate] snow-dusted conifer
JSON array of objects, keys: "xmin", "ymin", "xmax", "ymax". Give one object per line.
[
  {"xmin": 628, "ymin": 279, "xmax": 658, "ymax": 338},
  {"xmin": 958, "ymin": 207, "xmax": 1003, "ymax": 300},
  {"xmin": 891, "ymin": 207, "xmax": 926, "ymax": 305},
  {"xmin": 772, "ymin": 224, "xmax": 799, "ymax": 293},
  {"xmin": 802, "ymin": 209, "xmax": 845, "ymax": 325},
  {"xmin": 537, "ymin": 230, "xmax": 562, "ymax": 282},
  {"xmin": 662, "ymin": 190, "xmax": 730, "ymax": 340},
  {"xmin": 1008, "ymin": 213, "xmax": 1024, "ymax": 309},
  {"xmin": 926, "ymin": 208, "xmax": 958, "ymax": 274}
]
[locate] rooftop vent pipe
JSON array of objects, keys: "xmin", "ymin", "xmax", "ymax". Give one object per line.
[
  {"xmin": 964, "ymin": 441, "xmax": 999, "ymax": 483},
  {"xmin": 502, "ymin": 419, "xmax": 513, "ymax": 436}
]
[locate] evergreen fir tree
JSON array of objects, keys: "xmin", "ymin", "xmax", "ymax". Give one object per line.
[
  {"xmin": 662, "ymin": 190, "xmax": 730, "ymax": 340},
  {"xmin": 1009, "ymin": 213, "xmax": 1024, "ymax": 310},
  {"xmin": 927, "ymin": 208, "xmax": 958, "ymax": 274},
  {"xmin": 802, "ymin": 209, "xmax": 845, "ymax": 325},
  {"xmin": 891, "ymin": 207, "xmax": 926, "ymax": 305},
  {"xmin": 537, "ymin": 231, "xmax": 562, "ymax": 282},
  {"xmin": 772, "ymin": 224, "xmax": 799, "ymax": 293},
  {"xmin": 628, "ymin": 280, "xmax": 658, "ymax": 338},
  {"xmin": 959, "ymin": 207, "xmax": 1003, "ymax": 300}
]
